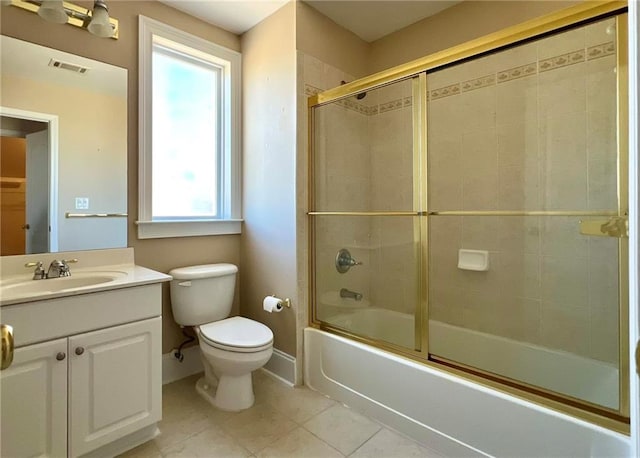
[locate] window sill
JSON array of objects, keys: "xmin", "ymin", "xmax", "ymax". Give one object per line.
[{"xmin": 136, "ymin": 219, "xmax": 242, "ymax": 239}]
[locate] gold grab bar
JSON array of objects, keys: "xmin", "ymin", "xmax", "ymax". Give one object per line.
[
  {"xmin": 1, "ymin": 324, "xmax": 14, "ymax": 370},
  {"xmin": 65, "ymin": 212, "xmax": 128, "ymax": 218}
]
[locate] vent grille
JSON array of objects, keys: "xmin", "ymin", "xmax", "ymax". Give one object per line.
[{"xmin": 48, "ymin": 59, "xmax": 90, "ymax": 74}]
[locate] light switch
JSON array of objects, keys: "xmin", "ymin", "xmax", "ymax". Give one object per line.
[{"xmin": 75, "ymin": 197, "xmax": 89, "ymax": 210}]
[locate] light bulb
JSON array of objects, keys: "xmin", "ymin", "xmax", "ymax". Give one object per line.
[
  {"xmin": 38, "ymin": 0, "xmax": 68, "ymax": 24},
  {"xmin": 87, "ymin": 0, "xmax": 113, "ymax": 38}
]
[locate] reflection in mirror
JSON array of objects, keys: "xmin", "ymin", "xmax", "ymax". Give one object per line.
[{"xmin": 0, "ymin": 36, "xmax": 127, "ymax": 255}]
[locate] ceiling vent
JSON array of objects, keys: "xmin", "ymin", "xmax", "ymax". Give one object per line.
[{"xmin": 48, "ymin": 59, "xmax": 90, "ymax": 74}]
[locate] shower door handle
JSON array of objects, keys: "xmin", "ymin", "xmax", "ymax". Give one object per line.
[{"xmin": 579, "ymin": 217, "xmax": 628, "ymax": 238}]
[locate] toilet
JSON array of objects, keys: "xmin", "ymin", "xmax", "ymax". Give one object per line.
[{"xmin": 169, "ymin": 263, "xmax": 273, "ymax": 411}]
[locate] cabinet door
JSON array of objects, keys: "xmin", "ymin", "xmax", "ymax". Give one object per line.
[
  {"xmin": 69, "ymin": 317, "xmax": 161, "ymax": 457},
  {"xmin": 0, "ymin": 338, "xmax": 67, "ymax": 458}
]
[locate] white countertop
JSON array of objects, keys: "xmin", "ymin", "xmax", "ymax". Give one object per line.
[{"xmin": 0, "ymin": 264, "xmax": 172, "ymax": 306}]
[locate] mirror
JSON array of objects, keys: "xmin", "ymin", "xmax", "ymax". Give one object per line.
[{"xmin": 0, "ymin": 36, "xmax": 127, "ymax": 256}]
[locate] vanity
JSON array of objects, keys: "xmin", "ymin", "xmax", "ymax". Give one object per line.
[{"xmin": 0, "ymin": 248, "xmax": 171, "ymax": 457}]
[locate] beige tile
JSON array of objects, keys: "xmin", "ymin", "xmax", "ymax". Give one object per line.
[
  {"xmin": 538, "ymin": 64, "xmax": 586, "ymax": 118},
  {"xmin": 496, "ymin": 121, "xmax": 539, "ymax": 170},
  {"xmin": 496, "ymin": 75, "xmax": 537, "ymax": 126},
  {"xmin": 461, "ymin": 128, "xmax": 497, "ymax": 176},
  {"xmin": 497, "ymin": 252, "xmax": 541, "ymax": 300},
  {"xmin": 462, "ymin": 170, "xmax": 498, "ymax": 210},
  {"xmin": 428, "ymin": 287, "xmax": 464, "ymax": 326},
  {"xmin": 587, "ymin": 158, "xmax": 618, "ymax": 210},
  {"xmin": 539, "ymin": 161, "xmax": 587, "ymax": 210},
  {"xmin": 537, "ymin": 25, "xmax": 585, "ymax": 60},
  {"xmin": 585, "ymin": 17, "xmax": 616, "ymax": 48},
  {"xmin": 458, "ymin": 86, "xmax": 496, "ymax": 132},
  {"xmin": 498, "ymin": 165, "xmax": 540, "ymax": 210},
  {"xmin": 587, "ymin": 110, "xmax": 617, "ymax": 163},
  {"xmin": 493, "ymin": 41, "xmax": 537, "ymax": 73},
  {"xmin": 541, "ymin": 216, "xmax": 588, "ymax": 258},
  {"xmin": 266, "ymin": 384, "xmax": 336, "ymax": 424},
  {"xmin": 461, "ymin": 216, "xmax": 499, "ymax": 252},
  {"xmin": 303, "ymin": 404, "xmax": 381, "ymax": 455},
  {"xmin": 461, "ymin": 289, "xmax": 502, "ymax": 334},
  {"xmin": 221, "ymin": 401, "xmax": 298, "ymax": 454},
  {"xmin": 494, "ymin": 296, "xmax": 542, "ymax": 344},
  {"xmin": 539, "ymin": 111, "xmax": 586, "ymax": 167},
  {"xmin": 588, "ymin": 237, "xmax": 619, "ymax": 309},
  {"xmin": 351, "ymin": 428, "xmax": 442, "ymax": 458},
  {"xmin": 496, "ymin": 216, "xmax": 541, "ymax": 255},
  {"xmin": 162, "ymin": 426, "xmax": 251, "ymax": 458},
  {"xmin": 155, "ymin": 407, "xmax": 221, "ymax": 451},
  {"xmin": 586, "ymin": 55, "xmax": 617, "ymax": 115},
  {"xmin": 541, "ymin": 302, "xmax": 591, "ymax": 357},
  {"xmin": 590, "ymin": 306, "xmax": 620, "ymax": 364},
  {"xmin": 541, "ymin": 255, "xmax": 589, "ymax": 308},
  {"xmin": 118, "ymin": 440, "xmax": 162, "ymax": 458},
  {"xmin": 257, "ymin": 427, "xmax": 343, "ymax": 458}
]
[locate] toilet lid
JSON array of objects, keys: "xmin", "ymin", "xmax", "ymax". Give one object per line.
[{"xmin": 199, "ymin": 316, "xmax": 273, "ymax": 350}]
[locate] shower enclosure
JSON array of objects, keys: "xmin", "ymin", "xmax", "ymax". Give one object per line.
[{"xmin": 308, "ymin": 4, "xmax": 629, "ymax": 431}]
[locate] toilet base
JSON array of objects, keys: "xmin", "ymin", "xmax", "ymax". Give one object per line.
[{"xmin": 195, "ymin": 374, "xmax": 255, "ymax": 412}]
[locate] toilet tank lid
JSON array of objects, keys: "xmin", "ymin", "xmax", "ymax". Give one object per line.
[{"xmin": 169, "ymin": 263, "xmax": 238, "ymax": 280}]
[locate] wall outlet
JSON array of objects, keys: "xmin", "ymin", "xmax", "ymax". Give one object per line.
[{"xmin": 75, "ymin": 197, "xmax": 89, "ymax": 210}]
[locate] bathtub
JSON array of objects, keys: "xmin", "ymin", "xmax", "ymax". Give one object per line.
[{"xmin": 305, "ymin": 308, "xmax": 630, "ymax": 456}]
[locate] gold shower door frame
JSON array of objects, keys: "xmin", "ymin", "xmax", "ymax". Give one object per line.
[{"xmin": 308, "ymin": 1, "xmax": 629, "ymax": 433}]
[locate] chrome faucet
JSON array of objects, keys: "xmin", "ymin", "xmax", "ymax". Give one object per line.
[
  {"xmin": 340, "ymin": 288, "xmax": 363, "ymax": 301},
  {"xmin": 46, "ymin": 259, "xmax": 78, "ymax": 279},
  {"xmin": 25, "ymin": 261, "xmax": 46, "ymax": 280}
]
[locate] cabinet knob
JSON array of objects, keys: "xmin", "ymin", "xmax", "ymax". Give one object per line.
[
  {"xmin": 56, "ymin": 352, "xmax": 66, "ymax": 361},
  {"xmin": 75, "ymin": 347, "xmax": 85, "ymax": 356}
]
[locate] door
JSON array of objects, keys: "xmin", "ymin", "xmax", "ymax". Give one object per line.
[
  {"xmin": 0, "ymin": 338, "xmax": 68, "ymax": 458},
  {"xmin": 25, "ymin": 128, "xmax": 49, "ymax": 253},
  {"xmin": 68, "ymin": 317, "xmax": 161, "ymax": 457}
]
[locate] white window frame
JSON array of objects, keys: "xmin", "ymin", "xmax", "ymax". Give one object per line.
[{"xmin": 137, "ymin": 16, "xmax": 242, "ymax": 239}]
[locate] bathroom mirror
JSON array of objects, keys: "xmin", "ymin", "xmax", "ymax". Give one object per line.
[{"xmin": 0, "ymin": 35, "xmax": 127, "ymax": 256}]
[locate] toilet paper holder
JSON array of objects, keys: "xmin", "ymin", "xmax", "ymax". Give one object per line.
[{"xmin": 270, "ymin": 295, "xmax": 291, "ymax": 308}]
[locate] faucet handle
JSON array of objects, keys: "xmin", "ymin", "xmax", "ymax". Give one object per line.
[
  {"xmin": 25, "ymin": 261, "xmax": 46, "ymax": 280},
  {"xmin": 62, "ymin": 258, "xmax": 78, "ymax": 265}
]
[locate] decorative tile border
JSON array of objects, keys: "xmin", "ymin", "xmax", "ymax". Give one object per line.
[
  {"xmin": 497, "ymin": 63, "xmax": 537, "ymax": 83},
  {"xmin": 587, "ymin": 42, "xmax": 616, "ymax": 60},
  {"xmin": 539, "ymin": 49, "xmax": 585, "ymax": 73},
  {"xmin": 304, "ymin": 41, "xmax": 615, "ymax": 114}
]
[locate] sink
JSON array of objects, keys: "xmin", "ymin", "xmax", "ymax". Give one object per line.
[{"xmin": 1, "ymin": 271, "xmax": 127, "ymax": 297}]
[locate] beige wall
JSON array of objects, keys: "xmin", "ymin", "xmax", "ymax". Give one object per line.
[
  {"xmin": 0, "ymin": 1, "xmax": 242, "ymax": 353},
  {"xmin": 369, "ymin": 1, "xmax": 580, "ymax": 73},
  {"xmin": 241, "ymin": 2, "xmax": 298, "ymax": 357},
  {"xmin": 296, "ymin": 1, "xmax": 370, "ymax": 79}
]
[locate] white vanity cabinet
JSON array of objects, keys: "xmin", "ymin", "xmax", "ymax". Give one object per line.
[
  {"xmin": 0, "ymin": 338, "xmax": 68, "ymax": 458},
  {"xmin": 0, "ymin": 281, "xmax": 165, "ymax": 458}
]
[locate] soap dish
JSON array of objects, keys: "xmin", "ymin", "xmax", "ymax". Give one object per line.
[{"xmin": 457, "ymin": 249, "xmax": 489, "ymax": 271}]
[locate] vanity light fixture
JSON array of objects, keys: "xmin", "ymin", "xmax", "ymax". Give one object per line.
[{"xmin": 4, "ymin": 0, "xmax": 119, "ymax": 39}]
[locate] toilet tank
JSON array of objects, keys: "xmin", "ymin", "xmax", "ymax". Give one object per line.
[{"xmin": 169, "ymin": 264, "xmax": 238, "ymax": 326}]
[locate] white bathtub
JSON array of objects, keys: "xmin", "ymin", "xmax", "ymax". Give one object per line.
[{"xmin": 306, "ymin": 308, "xmax": 630, "ymax": 456}]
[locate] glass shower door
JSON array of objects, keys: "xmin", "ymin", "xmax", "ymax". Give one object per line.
[
  {"xmin": 426, "ymin": 16, "xmax": 626, "ymax": 412},
  {"xmin": 311, "ymin": 77, "xmax": 423, "ymax": 352}
]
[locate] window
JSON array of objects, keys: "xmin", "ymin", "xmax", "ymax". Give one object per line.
[{"xmin": 138, "ymin": 16, "xmax": 241, "ymax": 238}]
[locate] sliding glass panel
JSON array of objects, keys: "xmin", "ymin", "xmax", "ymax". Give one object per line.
[
  {"xmin": 313, "ymin": 215, "xmax": 420, "ymax": 351},
  {"xmin": 426, "ymin": 17, "xmax": 623, "ymax": 411},
  {"xmin": 313, "ymin": 78, "xmax": 415, "ymax": 212}
]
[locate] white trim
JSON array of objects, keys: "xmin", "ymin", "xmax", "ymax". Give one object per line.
[
  {"xmin": 162, "ymin": 345, "xmax": 203, "ymax": 385},
  {"xmin": 137, "ymin": 219, "xmax": 242, "ymax": 239},
  {"xmin": 264, "ymin": 348, "xmax": 296, "ymax": 385},
  {"xmin": 138, "ymin": 16, "xmax": 242, "ymax": 237},
  {"xmin": 628, "ymin": 3, "xmax": 640, "ymax": 453},
  {"xmin": 0, "ymin": 106, "xmax": 59, "ymax": 252}
]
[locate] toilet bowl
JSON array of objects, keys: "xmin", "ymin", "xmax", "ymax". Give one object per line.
[{"xmin": 169, "ymin": 264, "xmax": 274, "ymax": 411}]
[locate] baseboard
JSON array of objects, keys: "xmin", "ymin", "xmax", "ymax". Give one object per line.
[
  {"xmin": 264, "ymin": 348, "xmax": 296, "ymax": 385},
  {"xmin": 162, "ymin": 345, "xmax": 296, "ymax": 386},
  {"xmin": 162, "ymin": 346, "xmax": 203, "ymax": 384}
]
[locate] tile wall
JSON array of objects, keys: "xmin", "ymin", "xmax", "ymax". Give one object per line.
[
  {"xmin": 428, "ymin": 18, "xmax": 620, "ymax": 364},
  {"xmin": 306, "ymin": 17, "xmax": 621, "ymax": 364}
]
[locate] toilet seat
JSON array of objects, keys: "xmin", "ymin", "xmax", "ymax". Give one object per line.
[{"xmin": 199, "ymin": 316, "xmax": 273, "ymax": 353}]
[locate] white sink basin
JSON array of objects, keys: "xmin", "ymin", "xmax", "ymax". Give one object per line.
[{"xmin": 1, "ymin": 271, "xmax": 127, "ymax": 297}]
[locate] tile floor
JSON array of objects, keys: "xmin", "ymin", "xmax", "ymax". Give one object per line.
[{"xmin": 120, "ymin": 371, "xmax": 442, "ymax": 458}]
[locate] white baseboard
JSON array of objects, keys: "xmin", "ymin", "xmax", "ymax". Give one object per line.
[
  {"xmin": 162, "ymin": 346, "xmax": 203, "ymax": 384},
  {"xmin": 264, "ymin": 348, "xmax": 296, "ymax": 385},
  {"xmin": 162, "ymin": 345, "xmax": 296, "ymax": 386}
]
